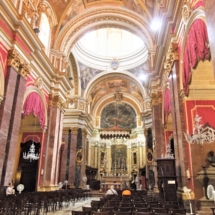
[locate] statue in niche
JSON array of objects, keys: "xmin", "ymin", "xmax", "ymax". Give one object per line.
[{"xmin": 207, "ymin": 150, "xmax": 215, "ymax": 167}]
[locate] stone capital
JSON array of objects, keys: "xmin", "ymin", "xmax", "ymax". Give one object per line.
[
  {"xmin": 71, "ymin": 127, "xmax": 78, "ymax": 135},
  {"xmin": 7, "ymin": 49, "xmax": 31, "ymax": 78},
  {"xmin": 49, "ymin": 94, "xmax": 66, "ymax": 112},
  {"xmin": 163, "ymin": 42, "xmax": 179, "ymax": 76},
  {"xmin": 82, "ymin": 128, "xmax": 88, "ymax": 137},
  {"xmin": 150, "ymin": 91, "xmax": 162, "ymax": 106}
]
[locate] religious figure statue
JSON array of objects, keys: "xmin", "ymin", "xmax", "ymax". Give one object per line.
[
  {"xmin": 82, "ymin": 174, "xmax": 87, "ymax": 188},
  {"xmin": 207, "ymin": 150, "xmax": 215, "ymax": 167}
]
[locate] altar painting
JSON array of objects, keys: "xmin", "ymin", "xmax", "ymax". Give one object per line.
[{"xmin": 111, "ymin": 145, "xmax": 127, "ymax": 171}]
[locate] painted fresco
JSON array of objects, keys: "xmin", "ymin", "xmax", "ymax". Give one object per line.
[
  {"xmin": 79, "ymin": 63, "xmax": 101, "ymax": 90},
  {"xmin": 60, "ymin": 0, "xmax": 85, "ymax": 30},
  {"xmin": 90, "ymin": 81, "xmax": 106, "ymax": 100},
  {"xmin": 100, "ymin": 102, "xmax": 136, "ymax": 129},
  {"xmin": 128, "ymin": 62, "xmax": 150, "ymax": 77},
  {"xmin": 111, "ymin": 145, "xmax": 127, "ymax": 171},
  {"xmin": 130, "ymin": 81, "xmax": 143, "ymax": 103}
]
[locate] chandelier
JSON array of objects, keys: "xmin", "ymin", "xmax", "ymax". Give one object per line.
[
  {"xmin": 184, "ymin": 114, "xmax": 215, "ymax": 145},
  {"xmin": 23, "ymin": 143, "xmax": 40, "ymax": 162}
]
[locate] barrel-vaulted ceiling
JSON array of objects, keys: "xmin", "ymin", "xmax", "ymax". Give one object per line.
[{"xmin": 48, "ymin": 0, "xmax": 180, "ymax": 128}]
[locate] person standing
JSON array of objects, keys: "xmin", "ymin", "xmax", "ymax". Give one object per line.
[{"xmin": 6, "ymin": 183, "xmax": 15, "ymax": 196}]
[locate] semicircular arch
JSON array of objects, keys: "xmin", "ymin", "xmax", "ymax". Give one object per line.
[
  {"xmin": 23, "ymin": 86, "xmax": 48, "ymax": 130},
  {"xmin": 84, "ymin": 72, "xmax": 148, "ymax": 102},
  {"xmin": 54, "ymin": 7, "xmax": 155, "ymax": 57}
]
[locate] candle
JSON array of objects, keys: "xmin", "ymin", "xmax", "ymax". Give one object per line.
[{"xmin": 190, "ymin": 203, "xmax": 193, "ymax": 214}]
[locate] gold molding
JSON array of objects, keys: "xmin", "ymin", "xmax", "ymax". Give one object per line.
[
  {"xmin": 76, "ymin": 148, "xmax": 83, "ymax": 165},
  {"xmin": 182, "ymin": 0, "xmax": 193, "ymax": 24},
  {"xmin": 49, "ymin": 94, "xmax": 66, "ymax": 112},
  {"xmin": 69, "ymin": 54, "xmax": 79, "ymax": 95},
  {"xmin": 7, "ymin": 49, "xmax": 31, "ymax": 78},
  {"xmin": 82, "ymin": 128, "xmax": 87, "ymax": 137},
  {"xmin": 163, "ymin": 42, "xmax": 179, "ymax": 76},
  {"xmin": 150, "ymin": 91, "xmax": 162, "ymax": 106}
]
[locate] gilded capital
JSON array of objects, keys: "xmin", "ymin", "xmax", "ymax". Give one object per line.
[
  {"xmin": 163, "ymin": 42, "xmax": 178, "ymax": 76},
  {"xmin": 82, "ymin": 128, "xmax": 88, "ymax": 137},
  {"xmin": 71, "ymin": 127, "xmax": 78, "ymax": 135},
  {"xmin": 7, "ymin": 49, "xmax": 21, "ymax": 71},
  {"xmin": 63, "ymin": 127, "xmax": 70, "ymax": 134},
  {"xmin": 49, "ymin": 94, "xmax": 66, "ymax": 112},
  {"xmin": 19, "ymin": 61, "xmax": 31, "ymax": 78},
  {"xmin": 150, "ymin": 91, "xmax": 162, "ymax": 106},
  {"xmin": 7, "ymin": 49, "xmax": 31, "ymax": 78}
]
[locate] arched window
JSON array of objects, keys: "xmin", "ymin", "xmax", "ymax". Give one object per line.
[{"xmin": 38, "ymin": 13, "xmax": 51, "ymax": 55}]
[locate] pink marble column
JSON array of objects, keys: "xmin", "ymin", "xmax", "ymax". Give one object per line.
[
  {"xmin": 80, "ymin": 129, "xmax": 87, "ymax": 187},
  {"xmin": 58, "ymin": 129, "xmax": 69, "ymax": 183},
  {"xmin": 0, "ymin": 49, "xmax": 30, "ymax": 185},
  {"xmin": 69, "ymin": 127, "xmax": 78, "ymax": 187},
  {"xmin": 169, "ymin": 61, "xmax": 189, "ymax": 189},
  {"xmin": 42, "ymin": 95, "xmax": 65, "ymax": 187}
]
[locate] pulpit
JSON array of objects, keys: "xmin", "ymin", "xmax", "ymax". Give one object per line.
[{"xmin": 157, "ymin": 158, "xmax": 177, "ymax": 201}]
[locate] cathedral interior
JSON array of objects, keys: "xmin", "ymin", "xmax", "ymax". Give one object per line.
[{"xmin": 1, "ymin": 0, "xmax": 215, "ymax": 213}]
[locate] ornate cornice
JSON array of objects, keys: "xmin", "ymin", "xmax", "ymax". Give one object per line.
[
  {"xmin": 7, "ymin": 49, "xmax": 31, "ymax": 78},
  {"xmin": 150, "ymin": 91, "xmax": 162, "ymax": 106},
  {"xmin": 37, "ymin": 1, "xmax": 56, "ymax": 28},
  {"xmin": 69, "ymin": 54, "xmax": 78, "ymax": 95},
  {"xmin": 49, "ymin": 94, "xmax": 66, "ymax": 112}
]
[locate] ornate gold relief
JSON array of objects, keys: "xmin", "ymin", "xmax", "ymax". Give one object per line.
[
  {"xmin": 79, "ymin": 102, "xmax": 84, "ymax": 110},
  {"xmin": 19, "ymin": 61, "xmax": 31, "ymax": 78},
  {"xmin": 82, "ymin": 128, "xmax": 87, "ymax": 137},
  {"xmin": 76, "ymin": 148, "xmax": 83, "ymax": 165},
  {"xmin": 150, "ymin": 91, "xmax": 162, "ymax": 106},
  {"xmin": 49, "ymin": 94, "xmax": 66, "ymax": 112},
  {"xmin": 7, "ymin": 49, "xmax": 22, "ymax": 71},
  {"xmin": 163, "ymin": 42, "xmax": 178, "ymax": 76},
  {"xmin": 37, "ymin": 1, "xmax": 55, "ymax": 28},
  {"xmin": 69, "ymin": 54, "xmax": 78, "ymax": 95},
  {"xmin": 182, "ymin": 0, "xmax": 193, "ymax": 24},
  {"xmin": 7, "ymin": 49, "xmax": 31, "ymax": 78},
  {"xmin": 71, "ymin": 127, "xmax": 78, "ymax": 135},
  {"xmin": 34, "ymin": 77, "xmax": 43, "ymax": 89},
  {"xmin": 114, "ymin": 92, "xmax": 123, "ymax": 101},
  {"xmin": 147, "ymin": 149, "xmax": 153, "ymax": 165}
]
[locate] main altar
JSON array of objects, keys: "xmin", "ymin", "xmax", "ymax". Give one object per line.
[{"xmin": 100, "ymin": 175, "xmax": 129, "ymax": 191}]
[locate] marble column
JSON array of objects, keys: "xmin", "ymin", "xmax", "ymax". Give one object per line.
[
  {"xmin": 170, "ymin": 61, "xmax": 189, "ymax": 189},
  {"xmin": 58, "ymin": 128, "xmax": 70, "ymax": 184},
  {"xmin": 151, "ymin": 93, "xmax": 164, "ymax": 190},
  {"xmin": 80, "ymin": 129, "xmax": 87, "ymax": 187},
  {"xmin": 69, "ymin": 127, "xmax": 78, "ymax": 187},
  {"xmin": 0, "ymin": 49, "xmax": 30, "ymax": 185},
  {"xmin": 42, "ymin": 95, "xmax": 65, "ymax": 188}
]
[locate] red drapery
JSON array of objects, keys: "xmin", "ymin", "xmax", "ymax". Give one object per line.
[
  {"xmin": 183, "ymin": 19, "xmax": 210, "ymax": 95},
  {"xmin": 23, "ymin": 92, "xmax": 45, "ymax": 130}
]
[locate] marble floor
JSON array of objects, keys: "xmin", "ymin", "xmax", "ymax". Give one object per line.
[{"xmin": 47, "ymin": 197, "xmax": 100, "ymax": 215}]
